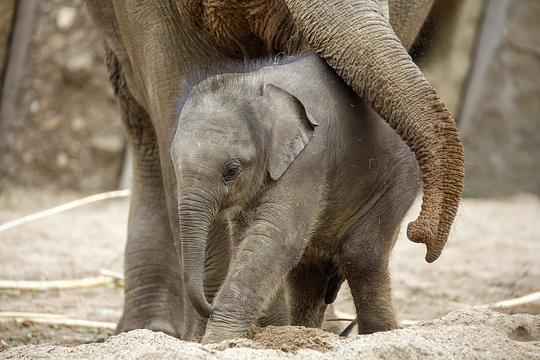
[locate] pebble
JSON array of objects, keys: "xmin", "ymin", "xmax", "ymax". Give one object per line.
[
  {"xmin": 70, "ymin": 117, "xmax": 85, "ymax": 131},
  {"xmin": 56, "ymin": 7, "xmax": 77, "ymax": 31},
  {"xmin": 56, "ymin": 152, "xmax": 69, "ymax": 168},
  {"xmin": 63, "ymin": 53, "xmax": 93, "ymax": 84}
]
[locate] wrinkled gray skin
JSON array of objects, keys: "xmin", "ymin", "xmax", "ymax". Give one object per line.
[
  {"xmin": 86, "ymin": 0, "xmax": 464, "ymax": 343},
  {"xmin": 173, "ymin": 54, "xmax": 419, "ymax": 343}
]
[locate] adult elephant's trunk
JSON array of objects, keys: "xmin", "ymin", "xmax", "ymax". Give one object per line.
[
  {"xmin": 178, "ymin": 187, "xmax": 219, "ymax": 318},
  {"xmin": 284, "ymin": 0, "xmax": 464, "ymax": 262}
]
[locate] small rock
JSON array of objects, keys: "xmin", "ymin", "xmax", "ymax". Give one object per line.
[
  {"xmin": 56, "ymin": 7, "xmax": 77, "ymax": 31},
  {"xmin": 22, "ymin": 320, "xmax": 34, "ymax": 328},
  {"xmin": 63, "ymin": 53, "xmax": 93, "ymax": 84},
  {"xmin": 70, "ymin": 117, "xmax": 86, "ymax": 131},
  {"xmin": 56, "ymin": 153, "xmax": 69, "ymax": 168},
  {"xmin": 30, "ymin": 100, "xmax": 40, "ymax": 113},
  {"xmin": 42, "ymin": 116, "xmax": 62, "ymax": 131},
  {"xmin": 91, "ymin": 136, "xmax": 125, "ymax": 160}
]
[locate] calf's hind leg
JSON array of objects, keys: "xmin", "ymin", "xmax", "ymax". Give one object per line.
[
  {"xmin": 288, "ymin": 262, "xmax": 342, "ymax": 328},
  {"xmin": 339, "ymin": 216, "xmax": 401, "ymax": 334}
]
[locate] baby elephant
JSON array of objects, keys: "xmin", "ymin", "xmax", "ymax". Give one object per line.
[{"xmin": 172, "ymin": 54, "xmax": 420, "ymax": 343}]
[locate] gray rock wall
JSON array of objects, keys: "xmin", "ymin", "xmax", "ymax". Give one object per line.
[
  {"xmin": 459, "ymin": 0, "xmax": 540, "ymax": 197},
  {"xmin": 415, "ymin": 0, "xmax": 485, "ymax": 115}
]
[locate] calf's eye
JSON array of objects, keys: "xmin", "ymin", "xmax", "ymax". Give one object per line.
[{"xmin": 223, "ymin": 158, "xmax": 242, "ymax": 183}]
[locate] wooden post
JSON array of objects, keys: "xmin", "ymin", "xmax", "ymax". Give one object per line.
[
  {"xmin": 0, "ymin": 0, "xmax": 38, "ymax": 126},
  {"xmin": 459, "ymin": 0, "xmax": 540, "ymax": 196},
  {"xmin": 0, "ymin": 0, "xmax": 16, "ymax": 88}
]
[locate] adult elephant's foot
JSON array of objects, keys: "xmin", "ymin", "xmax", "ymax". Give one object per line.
[
  {"xmin": 116, "ymin": 262, "xmax": 183, "ymax": 338},
  {"xmin": 117, "ymin": 317, "xmax": 179, "ymax": 338}
]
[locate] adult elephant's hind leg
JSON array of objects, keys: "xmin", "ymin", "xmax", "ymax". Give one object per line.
[{"xmin": 106, "ymin": 48, "xmax": 182, "ymax": 337}]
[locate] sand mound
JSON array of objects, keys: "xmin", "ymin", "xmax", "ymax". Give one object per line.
[
  {"xmin": 2, "ymin": 309, "xmax": 539, "ymax": 359},
  {"xmin": 209, "ymin": 326, "xmax": 340, "ymax": 353}
]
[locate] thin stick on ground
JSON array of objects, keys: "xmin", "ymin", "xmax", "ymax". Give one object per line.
[
  {"xmin": 473, "ymin": 291, "xmax": 540, "ymax": 309},
  {"xmin": 0, "ymin": 275, "xmax": 122, "ymax": 291},
  {"xmin": 325, "ymin": 290, "xmax": 540, "ymax": 324},
  {"xmin": 1, "ymin": 289, "xmax": 539, "ymax": 331},
  {"xmin": 99, "ymin": 269, "xmax": 124, "ymax": 280},
  {"xmin": 0, "ymin": 312, "xmax": 116, "ymax": 330},
  {"xmin": 0, "ymin": 312, "xmax": 67, "ymax": 319},
  {"xmin": 0, "ymin": 189, "xmax": 130, "ymax": 233}
]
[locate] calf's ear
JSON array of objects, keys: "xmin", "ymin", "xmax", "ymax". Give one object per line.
[{"xmin": 262, "ymin": 83, "xmax": 318, "ymax": 180}]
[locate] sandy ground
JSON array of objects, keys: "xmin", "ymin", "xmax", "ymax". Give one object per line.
[
  {"xmin": 0, "ymin": 188, "xmax": 539, "ymax": 357},
  {"xmin": 2, "ymin": 310, "xmax": 539, "ymax": 359}
]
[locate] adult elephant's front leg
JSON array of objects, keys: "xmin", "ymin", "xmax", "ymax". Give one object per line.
[
  {"xmin": 201, "ymin": 204, "xmax": 306, "ymax": 344},
  {"xmin": 106, "ymin": 49, "xmax": 183, "ymax": 337}
]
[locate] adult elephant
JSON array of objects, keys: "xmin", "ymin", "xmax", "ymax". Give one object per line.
[{"xmin": 86, "ymin": 0, "xmax": 464, "ymax": 341}]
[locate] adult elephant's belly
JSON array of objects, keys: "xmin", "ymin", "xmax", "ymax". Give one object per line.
[{"xmin": 175, "ymin": 0, "xmax": 308, "ymax": 59}]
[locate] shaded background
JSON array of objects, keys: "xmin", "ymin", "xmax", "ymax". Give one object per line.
[
  {"xmin": 1, "ymin": 0, "xmax": 539, "ymax": 196},
  {"xmin": 0, "ymin": 0, "xmax": 124, "ymax": 192},
  {"xmin": 0, "ymin": 0, "xmax": 539, "ymax": 350}
]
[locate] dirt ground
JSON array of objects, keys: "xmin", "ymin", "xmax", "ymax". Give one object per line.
[{"xmin": 0, "ymin": 189, "xmax": 539, "ymax": 357}]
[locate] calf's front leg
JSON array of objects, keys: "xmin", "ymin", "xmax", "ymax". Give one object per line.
[{"xmin": 201, "ymin": 202, "xmax": 307, "ymax": 344}]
